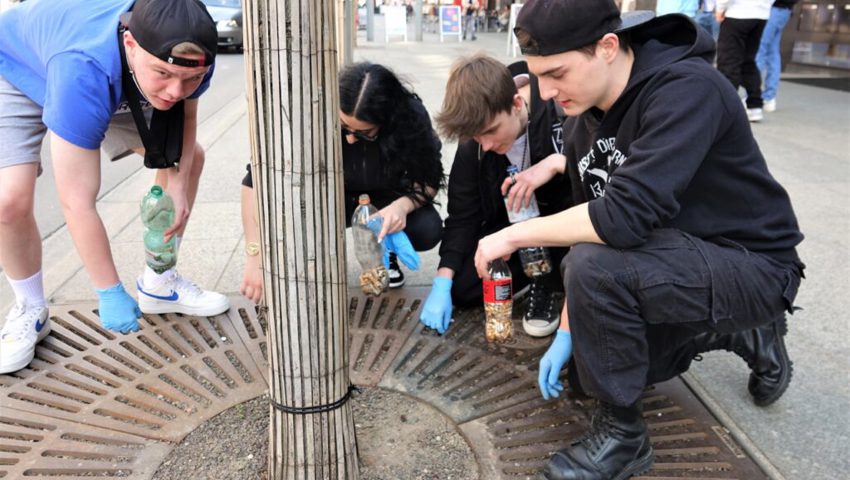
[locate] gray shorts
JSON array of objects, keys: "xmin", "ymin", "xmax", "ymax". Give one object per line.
[{"xmin": 0, "ymin": 73, "xmax": 148, "ymax": 172}]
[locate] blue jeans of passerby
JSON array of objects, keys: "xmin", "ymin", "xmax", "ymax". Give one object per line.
[
  {"xmin": 695, "ymin": 10, "xmax": 719, "ymax": 42},
  {"xmin": 463, "ymin": 14, "xmax": 476, "ymax": 40},
  {"xmin": 756, "ymin": 6, "xmax": 793, "ymax": 101},
  {"xmin": 561, "ymin": 229, "xmax": 802, "ymax": 407}
]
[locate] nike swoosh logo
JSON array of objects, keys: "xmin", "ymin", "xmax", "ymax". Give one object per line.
[
  {"xmin": 35, "ymin": 318, "xmax": 47, "ymax": 333},
  {"xmin": 137, "ymin": 283, "xmax": 179, "ymax": 301}
]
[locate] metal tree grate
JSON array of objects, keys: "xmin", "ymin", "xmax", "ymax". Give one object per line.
[
  {"xmin": 1, "ymin": 291, "xmax": 769, "ymax": 479},
  {"xmin": 0, "ymin": 298, "xmax": 267, "ymax": 479}
]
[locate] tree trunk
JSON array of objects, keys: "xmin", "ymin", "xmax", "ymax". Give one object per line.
[{"xmin": 242, "ymin": 1, "xmax": 359, "ymax": 478}]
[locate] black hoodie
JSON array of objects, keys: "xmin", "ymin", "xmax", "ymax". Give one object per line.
[
  {"xmin": 564, "ymin": 14, "xmax": 802, "ymax": 264},
  {"xmin": 439, "ymin": 74, "xmax": 572, "ymax": 273}
]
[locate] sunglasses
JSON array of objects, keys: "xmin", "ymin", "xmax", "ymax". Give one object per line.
[{"xmin": 341, "ymin": 125, "xmax": 379, "ymax": 142}]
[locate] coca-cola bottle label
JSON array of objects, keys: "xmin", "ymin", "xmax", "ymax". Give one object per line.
[{"xmin": 483, "ymin": 279, "xmax": 512, "ymax": 303}]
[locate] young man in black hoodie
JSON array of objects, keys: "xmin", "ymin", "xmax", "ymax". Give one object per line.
[
  {"xmin": 473, "ymin": 1, "xmax": 805, "ymax": 478},
  {"xmin": 423, "ymin": 54, "xmax": 572, "ymax": 337}
]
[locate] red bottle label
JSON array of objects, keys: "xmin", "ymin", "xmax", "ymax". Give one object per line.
[{"xmin": 483, "ymin": 278, "xmax": 512, "ymax": 303}]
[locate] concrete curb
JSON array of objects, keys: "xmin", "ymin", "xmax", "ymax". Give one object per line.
[{"xmin": 682, "ymin": 371, "xmax": 788, "ymax": 480}]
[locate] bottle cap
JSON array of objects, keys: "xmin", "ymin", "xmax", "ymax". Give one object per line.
[
  {"xmin": 150, "ymin": 185, "xmax": 163, "ymax": 197},
  {"xmin": 358, "ymin": 194, "xmax": 371, "ymax": 205},
  {"xmin": 506, "ymin": 165, "xmax": 519, "ymax": 174}
]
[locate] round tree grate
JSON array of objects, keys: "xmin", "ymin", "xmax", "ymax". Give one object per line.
[{"xmin": 1, "ymin": 291, "xmax": 769, "ymax": 479}]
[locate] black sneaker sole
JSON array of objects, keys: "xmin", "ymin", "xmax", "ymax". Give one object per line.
[
  {"xmin": 613, "ymin": 447, "xmax": 654, "ymax": 480},
  {"xmin": 543, "ymin": 446, "xmax": 654, "ymax": 480}
]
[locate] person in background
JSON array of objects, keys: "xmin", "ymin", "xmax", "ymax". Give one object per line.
[
  {"xmin": 0, "ymin": 0, "xmax": 230, "ymax": 375},
  {"xmin": 655, "ymin": 0, "xmax": 699, "ymax": 17},
  {"xmin": 756, "ymin": 0, "xmax": 798, "ymax": 112},
  {"xmin": 715, "ymin": 0, "xmax": 774, "ymax": 122},
  {"xmin": 482, "ymin": 0, "xmax": 804, "ymax": 478},
  {"xmin": 463, "ymin": 0, "xmax": 480, "ymax": 41},
  {"xmin": 696, "ymin": 0, "xmax": 721, "ymax": 41},
  {"xmin": 240, "ymin": 62, "xmax": 445, "ymax": 302},
  {"xmin": 425, "ymin": 54, "xmax": 572, "ymax": 337}
]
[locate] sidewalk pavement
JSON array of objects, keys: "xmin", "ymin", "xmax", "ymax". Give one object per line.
[{"xmin": 2, "ymin": 25, "xmax": 847, "ymax": 480}]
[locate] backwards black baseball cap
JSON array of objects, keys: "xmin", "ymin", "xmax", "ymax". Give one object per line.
[
  {"xmin": 120, "ymin": 0, "xmax": 217, "ymax": 68},
  {"xmin": 515, "ymin": 0, "xmax": 655, "ymax": 56}
]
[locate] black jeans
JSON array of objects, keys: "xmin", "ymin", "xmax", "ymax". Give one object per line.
[
  {"xmin": 717, "ymin": 17, "xmax": 767, "ymax": 109},
  {"xmin": 562, "ymin": 229, "xmax": 802, "ymax": 407},
  {"xmin": 345, "ymin": 192, "xmax": 443, "ymax": 252}
]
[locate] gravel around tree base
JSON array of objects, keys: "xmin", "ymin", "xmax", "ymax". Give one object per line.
[{"xmin": 152, "ymin": 387, "xmax": 479, "ymax": 480}]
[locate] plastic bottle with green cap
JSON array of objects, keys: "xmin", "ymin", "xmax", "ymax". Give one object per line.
[{"xmin": 140, "ymin": 185, "xmax": 176, "ymax": 274}]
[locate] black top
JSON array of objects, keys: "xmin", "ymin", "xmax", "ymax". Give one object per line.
[{"xmin": 563, "ymin": 14, "xmax": 803, "ymax": 263}]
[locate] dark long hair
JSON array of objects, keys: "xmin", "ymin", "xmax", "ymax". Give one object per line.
[{"xmin": 339, "ymin": 62, "xmax": 444, "ymax": 205}]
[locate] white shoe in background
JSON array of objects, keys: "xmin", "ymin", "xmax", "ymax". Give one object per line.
[
  {"xmin": 747, "ymin": 108, "xmax": 764, "ymax": 122},
  {"xmin": 763, "ymin": 98, "xmax": 776, "ymax": 112}
]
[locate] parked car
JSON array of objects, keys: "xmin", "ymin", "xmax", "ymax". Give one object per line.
[{"xmin": 201, "ymin": 0, "xmax": 243, "ymax": 51}]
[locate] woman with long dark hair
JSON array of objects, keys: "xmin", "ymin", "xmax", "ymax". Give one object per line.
[
  {"xmin": 338, "ymin": 62, "xmax": 444, "ymax": 285},
  {"xmin": 239, "ymin": 62, "xmax": 444, "ymax": 303}
]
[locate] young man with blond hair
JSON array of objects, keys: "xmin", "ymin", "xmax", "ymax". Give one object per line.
[
  {"xmin": 473, "ymin": 1, "xmax": 804, "ymax": 478},
  {"xmin": 0, "ymin": 0, "xmax": 230, "ymax": 374},
  {"xmin": 424, "ymin": 53, "xmax": 572, "ymax": 338}
]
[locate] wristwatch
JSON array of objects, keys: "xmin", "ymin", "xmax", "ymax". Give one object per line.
[{"xmin": 245, "ymin": 242, "xmax": 260, "ymax": 257}]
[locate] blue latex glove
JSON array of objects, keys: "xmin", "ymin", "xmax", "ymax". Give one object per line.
[
  {"xmin": 365, "ymin": 217, "xmax": 420, "ymax": 271},
  {"xmin": 384, "ymin": 231, "xmax": 420, "ymax": 271},
  {"xmin": 96, "ymin": 282, "xmax": 141, "ymax": 333},
  {"xmin": 366, "ymin": 216, "xmax": 384, "ymax": 237},
  {"xmin": 538, "ymin": 330, "xmax": 573, "ymax": 400},
  {"xmin": 420, "ymin": 277, "xmax": 454, "ymax": 333}
]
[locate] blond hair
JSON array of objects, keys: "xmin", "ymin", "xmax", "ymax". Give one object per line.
[{"xmin": 171, "ymin": 41, "xmax": 206, "ymax": 56}]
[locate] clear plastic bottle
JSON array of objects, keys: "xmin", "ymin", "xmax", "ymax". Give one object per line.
[
  {"xmin": 504, "ymin": 165, "xmax": 540, "ymax": 223},
  {"xmin": 504, "ymin": 165, "xmax": 552, "ymax": 279},
  {"xmin": 483, "ymin": 258, "xmax": 513, "ymax": 343},
  {"xmin": 351, "ymin": 194, "xmax": 389, "ymax": 296},
  {"xmin": 140, "ymin": 185, "xmax": 176, "ymax": 274}
]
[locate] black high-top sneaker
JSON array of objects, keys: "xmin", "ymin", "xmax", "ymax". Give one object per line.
[
  {"xmin": 544, "ymin": 401, "xmax": 654, "ymax": 480},
  {"xmin": 522, "ymin": 279, "xmax": 559, "ymax": 337},
  {"xmin": 692, "ymin": 316, "xmax": 792, "ymax": 406},
  {"xmin": 387, "ymin": 252, "xmax": 405, "ymax": 288}
]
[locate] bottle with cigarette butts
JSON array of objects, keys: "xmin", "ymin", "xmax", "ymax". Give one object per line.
[
  {"xmin": 482, "ymin": 258, "xmax": 513, "ymax": 343},
  {"xmin": 351, "ymin": 194, "xmax": 389, "ymax": 296},
  {"xmin": 504, "ymin": 165, "xmax": 552, "ymax": 279}
]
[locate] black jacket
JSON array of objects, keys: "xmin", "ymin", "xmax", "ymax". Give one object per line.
[
  {"xmin": 564, "ymin": 14, "xmax": 802, "ymax": 263},
  {"xmin": 439, "ymin": 75, "xmax": 572, "ymax": 273}
]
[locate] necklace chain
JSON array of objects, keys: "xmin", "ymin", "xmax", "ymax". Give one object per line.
[{"xmin": 520, "ymin": 98, "xmax": 530, "ymax": 172}]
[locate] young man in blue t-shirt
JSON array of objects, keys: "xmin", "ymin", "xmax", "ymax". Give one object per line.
[{"xmin": 0, "ymin": 0, "xmax": 230, "ymax": 374}]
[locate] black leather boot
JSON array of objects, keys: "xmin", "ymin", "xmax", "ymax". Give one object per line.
[
  {"xmin": 693, "ymin": 316, "xmax": 792, "ymax": 406},
  {"xmin": 544, "ymin": 401, "xmax": 653, "ymax": 480}
]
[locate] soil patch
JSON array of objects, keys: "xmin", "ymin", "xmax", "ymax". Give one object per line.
[{"xmin": 152, "ymin": 387, "xmax": 479, "ymax": 480}]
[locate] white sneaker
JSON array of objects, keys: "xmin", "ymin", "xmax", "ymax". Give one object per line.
[
  {"xmin": 0, "ymin": 303, "xmax": 50, "ymax": 374},
  {"xmin": 763, "ymin": 98, "xmax": 776, "ymax": 112},
  {"xmin": 747, "ymin": 108, "xmax": 764, "ymax": 122},
  {"xmin": 137, "ymin": 269, "xmax": 230, "ymax": 316}
]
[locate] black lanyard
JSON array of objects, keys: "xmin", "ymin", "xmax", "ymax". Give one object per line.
[{"xmin": 117, "ymin": 28, "xmax": 184, "ymax": 170}]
